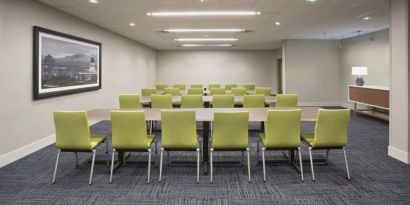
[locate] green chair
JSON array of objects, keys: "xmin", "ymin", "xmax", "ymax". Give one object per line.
[
  {"xmin": 258, "ymin": 109, "xmax": 303, "ymax": 181},
  {"xmin": 301, "ymin": 109, "xmax": 351, "ymax": 181},
  {"xmin": 211, "ymin": 112, "xmax": 250, "ymax": 182},
  {"xmin": 151, "ymin": 94, "xmax": 173, "ymax": 109},
  {"xmin": 141, "ymin": 88, "xmax": 157, "ymax": 107},
  {"xmin": 52, "ymin": 111, "xmax": 108, "ymax": 185},
  {"xmin": 191, "ymin": 84, "xmax": 203, "ymax": 89},
  {"xmin": 156, "ymin": 83, "xmax": 168, "ymax": 92},
  {"xmin": 276, "ymin": 94, "xmax": 298, "ymax": 107},
  {"xmin": 212, "ymin": 94, "xmax": 234, "ymax": 108},
  {"xmin": 110, "ymin": 111, "xmax": 156, "ymax": 184},
  {"xmin": 210, "ymin": 88, "xmax": 226, "ymax": 95},
  {"xmin": 174, "ymin": 83, "xmax": 186, "ymax": 90},
  {"xmin": 164, "ymin": 87, "xmax": 181, "ymax": 96},
  {"xmin": 119, "ymin": 94, "xmax": 140, "ymax": 109},
  {"xmin": 243, "ymin": 83, "xmax": 255, "ymax": 91},
  {"xmin": 188, "ymin": 88, "xmax": 203, "ymax": 95},
  {"xmin": 159, "ymin": 111, "xmax": 200, "ymax": 182},
  {"xmin": 243, "ymin": 94, "xmax": 265, "ymax": 108},
  {"xmin": 225, "ymin": 84, "xmax": 237, "ymax": 90},
  {"xmin": 231, "ymin": 87, "xmax": 247, "ymax": 96},
  {"xmin": 209, "ymin": 84, "xmax": 221, "ymax": 89},
  {"xmin": 181, "ymin": 95, "xmax": 203, "ymax": 108},
  {"xmin": 256, "ymin": 87, "xmax": 272, "ymax": 96}
]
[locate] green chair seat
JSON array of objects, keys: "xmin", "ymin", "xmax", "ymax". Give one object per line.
[
  {"xmin": 90, "ymin": 135, "xmax": 106, "ymax": 149},
  {"xmin": 300, "ymin": 133, "xmax": 315, "ymax": 145}
]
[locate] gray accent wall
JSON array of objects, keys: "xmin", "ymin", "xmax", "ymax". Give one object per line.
[{"xmin": 0, "ymin": 0, "xmax": 157, "ymax": 158}]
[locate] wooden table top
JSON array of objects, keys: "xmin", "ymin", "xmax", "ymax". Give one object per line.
[
  {"xmin": 87, "ymin": 107, "xmax": 319, "ymax": 122},
  {"xmin": 140, "ymin": 95, "xmax": 276, "ymax": 104}
]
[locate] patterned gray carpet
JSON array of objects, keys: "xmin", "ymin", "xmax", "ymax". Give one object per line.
[{"xmin": 1, "ymin": 112, "xmax": 409, "ymax": 204}]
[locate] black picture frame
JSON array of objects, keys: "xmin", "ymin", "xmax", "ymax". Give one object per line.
[{"xmin": 33, "ymin": 26, "xmax": 102, "ymax": 99}]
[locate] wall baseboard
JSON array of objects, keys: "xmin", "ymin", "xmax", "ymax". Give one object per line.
[
  {"xmin": 299, "ymin": 102, "xmax": 343, "ymax": 107},
  {"xmin": 0, "ymin": 134, "xmax": 55, "ymax": 168},
  {"xmin": 388, "ymin": 145, "xmax": 410, "ymax": 164}
]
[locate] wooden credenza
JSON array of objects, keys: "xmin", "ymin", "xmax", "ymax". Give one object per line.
[{"xmin": 348, "ymin": 85, "xmax": 389, "ymax": 120}]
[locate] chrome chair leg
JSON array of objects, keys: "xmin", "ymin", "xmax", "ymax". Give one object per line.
[
  {"xmin": 52, "ymin": 150, "xmax": 61, "ymax": 184},
  {"xmin": 308, "ymin": 147, "xmax": 315, "ymax": 181},
  {"xmin": 149, "ymin": 120, "xmax": 153, "ymax": 135},
  {"xmin": 343, "ymin": 147, "xmax": 351, "ymax": 180},
  {"xmin": 325, "ymin": 149, "xmax": 330, "ymax": 165},
  {"xmin": 109, "ymin": 149, "xmax": 115, "ymax": 183},
  {"xmin": 298, "ymin": 147, "xmax": 304, "ymax": 181},
  {"xmin": 89, "ymin": 150, "xmax": 96, "ymax": 185},
  {"xmin": 210, "ymin": 148, "xmax": 213, "ymax": 183},
  {"xmin": 159, "ymin": 148, "xmax": 164, "ymax": 182},
  {"xmin": 262, "ymin": 147, "xmax": 266, "ymax": 182},
  {"xmin": 196, "ymin": 148, "xmax": 200, "ymax": 183},
  {"xmin": 147, "ymin": 149, "xmax": 152, "ymax": 184},
  {"xmin": 246, "ymin": 147, "xmax": 251, "ymax": 182},
  {"xmin": 75, "ymin": 152, "xmax": 78, "ymax": 168}
]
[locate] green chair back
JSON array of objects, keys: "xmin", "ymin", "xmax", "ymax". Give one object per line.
[
  {"xmin": 225, "ymin": 84, "xmax": 237, "ymax": 90},
  {"xmin": 231, "ymin": 87, "xmax": 247, "ymax": 96},
  {"xmin": 119, "ymin": 94, "xmax": 140, "ymax": 109},
  {"xmin": 188, "ymin": 88, "xmax": 203, "ymax": 95},
  {"xmin": 243, "ymin": 83, "xmax": 255, "ymax": 91},
  {"xmin": 156, "ymin": 83, "xmax": 168, "ymax": 91},
  {"xmin": 141, "ymin": 88, "xmax": 157, "ymax": 96},
  {"xmin": 53, "ymin": 111, "xmax": 91, "ymax": 150},
  {"xmin": 276, "ymin": 94, "xmax": 298, "ymax": 107},
  {"xmin": 213, "ymin": 94, "xmax": 234, "ymax": 108},
  {"xmin": 212, "ymin": 112, "xmax": 249, "ymax": 149},
  {"xmin": 151, "ymin": 94, "xmax": 172, "ymax": 108},
  {"xmin": 312, "ymin": 109, "xmax": 350, "ymax": 148},
  {"xmin": 161, "ymin": 111, "xmax": 198, "ymax": 149},
  {"xmin": 256, "ymin": 87, "xmax": 272, "ymax": 96},
  {"xmin": 264, "ymin": 109, "xmax": 301, "ymax": 148},
  {"xmin": 111, "ymin": 111, "xmax": 149, "ymax": 150},
  {"xmin": 210, "ymin": 88, "xmax": 226, "ymax": 95},
  {"xmin": 181, "ymin": 95, "xmax": 203, "ymax": 108},
  {"xmin": 243, "ymin": 94, "xmax": 265, "ymax": 108},
  {"xmin": 191, "ymin": 84, "xmax": 203, "ymax": 89},
  {"xmin": 164, "ymin": 87, "xmax": 181, "ymax": 96},
  {"xmin": 209, "ymin": 84, "xmax": 221, "ymax": 89},
  {"xmin": 174, "ymin": 83, "xmax": 186, "ymax": 90}
]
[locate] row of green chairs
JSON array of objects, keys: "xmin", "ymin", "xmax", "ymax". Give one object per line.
[
  {"xmin": 155, "ymin": 83, "xmax": 257, "ymax": 91},
  {"xmin": 52, "ymin": 108, "xmax": 351, "ymax": 184}
]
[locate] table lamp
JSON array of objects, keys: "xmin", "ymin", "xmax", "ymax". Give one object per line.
[{"xmin": 352, "ymin": 67, "xmax": 368, "ymax": 86}]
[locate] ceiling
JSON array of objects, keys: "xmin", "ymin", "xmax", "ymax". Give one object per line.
[{"xmin": 37, "ymin": 0, "xmax": 390, "ymax": 50}]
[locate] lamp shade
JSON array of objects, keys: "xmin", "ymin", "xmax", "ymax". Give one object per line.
[{"xmin": 352, "ymin": 67, "xmax": 368, "ymax": 76}]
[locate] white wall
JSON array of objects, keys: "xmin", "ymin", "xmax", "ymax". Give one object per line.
[
  {"xmin": 341, "ymin": 29, "xmax": 390, "ymax": 107},
  {"xmin": 157, "ymin": 50, "xmax": 276, "ymax": 90},
  {"xmin": 283, "ymin": 40, "xmax": 342, "ymax": 106},
  {"xmin": 0, "ymin": 0, "xmax": 157, "ymax": 166}
]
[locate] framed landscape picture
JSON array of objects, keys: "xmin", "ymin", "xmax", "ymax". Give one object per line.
[{"xmin": 33, "ymin": 26, "xmax": 101, "ymax": 99}]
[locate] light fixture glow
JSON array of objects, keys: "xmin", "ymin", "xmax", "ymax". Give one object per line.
[
  {"xmin": 88, "ymin": 0, "xmax": 98, "ymax": 3},
  {"xmin": 129, "ymin": 23, "xmax": 136, "ymax": 26},
  {"xmin": 164, "ymin": 29, "xmax": 246, "ymax": 33},
  {"xmin": 363, "ymin": 16, "xmax": 371, "ymax": 20},
  {"xmin": 306, "ymin": 0, "xmax": 317, "ymax": 2},
  {"xmin": 275, "ymin": 22, "xmax": 281, "ymax": 26},
  {"xmin": 147, "ymin": 11, "xmax": 261, "ymax": 16},
  {"xmin": 175, "ymin": 38, "xmax": 238, "ymax": 42},
  {"xmin": 180, "ymin": 44, "xmax": 234, "ymax": 47}
]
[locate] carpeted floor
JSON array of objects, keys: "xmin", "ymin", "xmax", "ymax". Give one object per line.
[{"xmin": 1, "ymin": 112, "xmax": 409, "ymax": 204}]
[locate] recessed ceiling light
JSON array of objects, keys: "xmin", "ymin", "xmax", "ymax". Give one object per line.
[
  {"xmin": 163, "ymin": 29, "xmax": 246, "ymax": 33},
  {"xmin": 180, "ymin": 44, "xmax": 234, "ymax": 47},
  {"xmin": 306, "ymin": 0, "xmax": 317, "ymax": 2},
  {"xmin": 363, "ymin": 17, "xmax": 371, "ymax": 20},
  {"xmin": 88, "ymin": 0, "xmax": 98, "ymax": 3},
  {"xmin": 147, "ymin": 11, "xmax": 261, "ymax": 16},
  {"xmin": 200, "ymin": 0, "xmax": 208, "ymax": 2},
  {"xmin": 175, "ymin": 38, "xmax": 238, "ymax": 42},
  {"xmin": 129, "ymin": 23, "xmax": 136, "ymax": 26},
  {"xmin": 275, "ymin": 22, "xmax": 281, "ymax": 26}
]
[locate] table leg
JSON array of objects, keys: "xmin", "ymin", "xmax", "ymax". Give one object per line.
[{"xmin": 203, "ymin": 121, "xmax": 209, "ymax": 175}]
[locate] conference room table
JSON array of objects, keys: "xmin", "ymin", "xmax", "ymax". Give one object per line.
[
  {"xmin": 87, "ymin": 107, "xmax": 319, "ymax": 174},
  {"xmin": 140, "ymin": 95, "xmax": 276, "ymax": 107}
]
